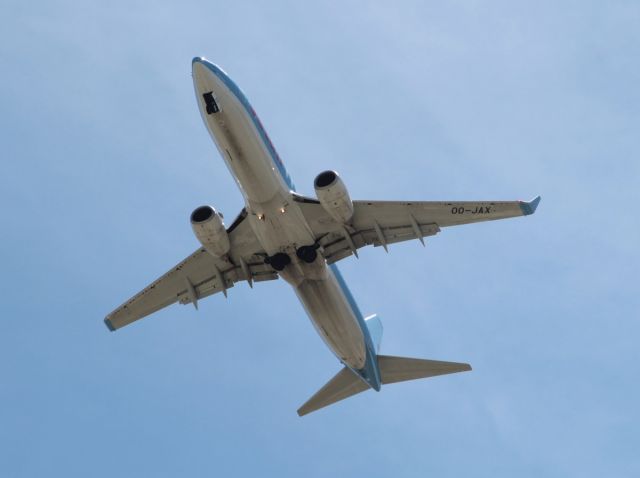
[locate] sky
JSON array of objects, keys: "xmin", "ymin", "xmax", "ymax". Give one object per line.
[{"xmin": 1, "ymin": 0, "xmax": 639, "ymax": 476}]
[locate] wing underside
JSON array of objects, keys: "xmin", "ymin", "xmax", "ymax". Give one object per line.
[
  {"xmin": 105, "ymin": 209, "xmax": 275, "ymax": 331},
  {"xmin": 106, "ymin": 196, "xmax": 539, "ymax": 330},
  {"xmin": 296, "ymin": 196, "xmax": 540, "ymax": 263}
]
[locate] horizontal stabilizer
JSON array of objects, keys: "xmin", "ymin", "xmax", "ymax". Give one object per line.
[
  {"xmin": 297, "ymin": 355, "xmax": 471, "ymax": 416},
  {"xmin": 297, "ymin": 367, "xmax": 369, "ymax": 417},
  {"xmin": 378, "ymin": 355, "xmax": 471, "ymax": 384}
]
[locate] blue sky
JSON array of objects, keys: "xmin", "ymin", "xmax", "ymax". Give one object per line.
[{"xmin": 1, "ymin": 1, "xmax": 639, "ymax": 476}]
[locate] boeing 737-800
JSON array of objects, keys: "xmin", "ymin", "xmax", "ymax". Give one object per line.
[{"xmin": 105, "ymin": 57, "xmax": 540, "ymax": 416}]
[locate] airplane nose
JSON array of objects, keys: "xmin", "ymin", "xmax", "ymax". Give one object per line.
[
  {"xmin": 192, "ymin": 60, "xmax": 212, "ymax": 89},
  {"xmin": 192, "ymin": 57, "xmax": 206, "ymax": 75}
]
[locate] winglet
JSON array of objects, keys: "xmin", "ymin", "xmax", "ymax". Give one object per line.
[
  {"xmin": 104, "ymin": 317, "xmax": 116, "ymax": 332},
  {"xmin": 519, "ymin": 195, "xmax": 541, "ymax": 216}
]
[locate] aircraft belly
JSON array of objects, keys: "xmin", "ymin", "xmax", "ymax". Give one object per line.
[
  {"xmin": 194, "ymin": 59, "xmax": 364, "ymax": 371},
  {"xmin": 244, "ymin": 199, "xmax": 317, "ymax": 256},
  {"xmin": 293, "ymin": 269, "xmax": 366, "ymax": 370}
]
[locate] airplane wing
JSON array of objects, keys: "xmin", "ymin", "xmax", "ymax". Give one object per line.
[
  {"xmin": 295, "ymin": 195, "xmax": 540, "ymax": 264},
  {"xmin": 104, "ymin": 209, "xmax": 277, "ymax": 331}
]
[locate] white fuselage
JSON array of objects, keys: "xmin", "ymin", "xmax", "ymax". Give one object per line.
[{"xmin": 192, "ymin": 59, "xmax": 367, "ymax": 370}]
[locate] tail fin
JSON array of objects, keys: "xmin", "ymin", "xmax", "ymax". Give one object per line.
[
  {"xmin": 297, "ymin": 355, "xmax": 471, "ymax": 416},
  {"xmin": 365, "ymin": 314, "xmax": 383, "ymax": 352}
]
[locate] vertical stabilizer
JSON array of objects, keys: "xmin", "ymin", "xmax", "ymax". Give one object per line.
[{"xmin": 365, "ymin": 314, "xmax": 383, "ymax": 353}]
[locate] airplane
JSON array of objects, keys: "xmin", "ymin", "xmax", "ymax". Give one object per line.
[{"xmin": 105, "ymin": 57, "xmax": 540, "ymax": 416}]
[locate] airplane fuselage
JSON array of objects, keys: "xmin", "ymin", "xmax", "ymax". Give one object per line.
[
  {"xmin": 104, "ymin": 58, "xmax": 538, "ymax": 415},
  {"xmin": 192, "ymin": 58, "xmax": 381, "ymax": 389}
]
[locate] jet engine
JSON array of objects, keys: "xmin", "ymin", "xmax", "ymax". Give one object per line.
[
  {"xmin": 190, "ymin": 205, "xmax": 230, "ymax": 257},
  {"xmin": 314, "ymin": 170, "xmax": 354, "ymax": 224}
]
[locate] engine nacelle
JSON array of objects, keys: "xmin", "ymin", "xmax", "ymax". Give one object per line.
[
  {"xmin": 314, "ymin": 170, "xmax": 354, "ymax": 224},
  {"xmin": 190, "ymin": 205, "xmax": 230, "ymax": 257}
]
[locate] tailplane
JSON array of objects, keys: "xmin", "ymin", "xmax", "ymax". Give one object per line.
[
  {"xmin": 297, "ymin": 355, "xmax": 470, "ymax": 416},
  {"xmin": 378, "ymin": 355, "xmax": 471, "ymax": 383},
  {"xmin": 297, "ymin": 366, "xmax": 369, "ymax": 416}
]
